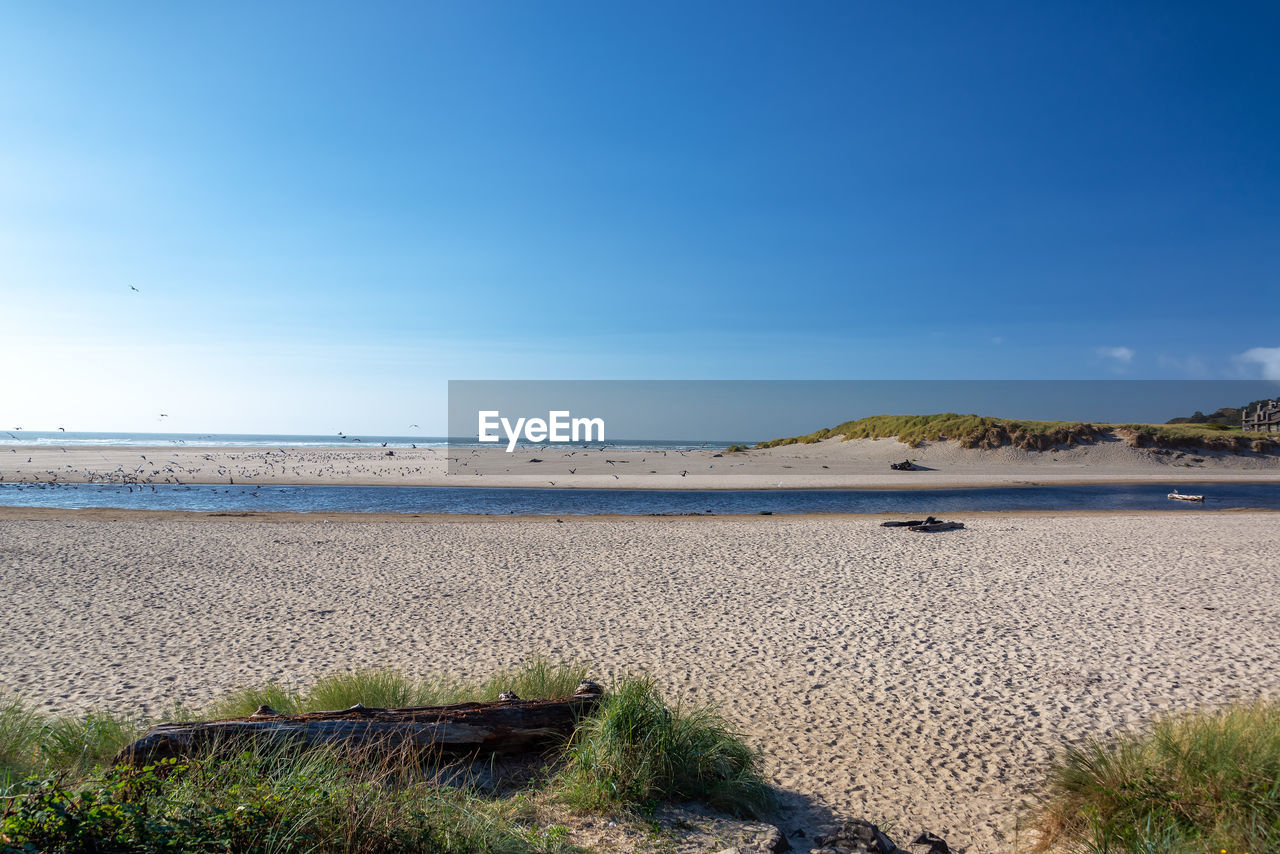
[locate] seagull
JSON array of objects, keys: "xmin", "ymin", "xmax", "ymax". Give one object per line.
[
  {"xmin": 130, "ymin": 285, "xmax": 140, "ymax": 292},
  {"xmin": 159, "ymin": 414, "xmax": 169, "ymax": 418},
  {"xmin": 58, "ymin": 427, "xmax": 65, "ymax": 432},
  {"xmin": 409, "ymin": 424, "xmax": 419, "ymax": 429}
]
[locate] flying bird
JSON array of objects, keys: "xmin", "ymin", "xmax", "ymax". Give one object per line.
[
  {"xmin": 58, "ymin": 427, "xmax": 66, "ymax": 432},
  {"xmin": 130, "ymin": 286, "xmax": 140, "ymax": 292}
]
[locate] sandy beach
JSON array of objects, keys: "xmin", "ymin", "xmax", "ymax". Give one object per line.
[
  {"xmin": 3, "ymin": 436, "xmax": 1279, "ymax": 489},
  {"xmin": 3, "ymin": 509, "xmax": 1278, "ymax": 850}
]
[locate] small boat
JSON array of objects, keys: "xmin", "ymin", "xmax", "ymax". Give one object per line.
[{"xmin": 1168, "ymin": 490, "xmax": 1204, "ymax": 502}]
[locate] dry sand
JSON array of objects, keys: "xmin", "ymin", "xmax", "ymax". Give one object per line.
[
  {"xmin": 2, "ymin": 510, "xmax": 1279, "ymax": 851},
  {"xmin": 3, "ymin": 436, "xmax": 1279, "ymax": 489}
]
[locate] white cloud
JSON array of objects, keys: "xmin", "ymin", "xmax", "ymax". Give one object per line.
[
  {"xmin": 1096, "ymin": 346, "xmax": 1135, "ymax": 366},
  {"xmin": 1236, "ymin": 346, "xmax": 1280, "ymax": 380}
]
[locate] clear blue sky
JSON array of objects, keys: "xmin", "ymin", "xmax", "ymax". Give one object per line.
[{"xmin": 2, "ymin": 2, "xmax": 1278, "ymax": 433}]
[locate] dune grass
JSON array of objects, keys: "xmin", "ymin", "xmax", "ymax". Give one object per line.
[
  {"xmin": 207, "ymin": 657, "xmax": 590, "ymax": 719},
  {"xmin": 0, "ymin": 660, "xmax": 768, "ymax": 853},
  {"xmin": 0, "ymin": 696, "xmax": 142, "ymax": 787},
  {"xmin": 755, "ymin": 413, "xmax": 1277, "ymax": 453},
  {"xmin": 554, "ymin": 676, "xmax": 771, "ymax": 818},
  {"xmin": 1033, "ymin": 701, "xmax": 1280, "ymax": 853}
]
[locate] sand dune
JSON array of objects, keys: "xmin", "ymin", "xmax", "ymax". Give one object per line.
[{"xmin": 2, "ymin": 511, "xmax": 1278, "ymax": 850}]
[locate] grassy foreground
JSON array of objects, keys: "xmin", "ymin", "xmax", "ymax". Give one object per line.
[
  {"xmin": 1033, "ymin": 701, "xmax": 1280, "ymax": 853},
  {"xmin": 756, "ymin": 413, "xmax": 1278, "ymax": 453},
  {"xmin": 0, "ymin": 660, "xmax": 770, "ymax": 853}
]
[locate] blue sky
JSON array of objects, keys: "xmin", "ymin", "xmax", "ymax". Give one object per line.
[{"xmin": 2, "ymin": 2, "xmax": 1278, "ymax": 433}]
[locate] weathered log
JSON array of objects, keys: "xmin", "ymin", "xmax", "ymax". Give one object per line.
[
  {"xmin": 909, "ymin": 521, "xmax": 964, "ymax": 532},
  {"xmin": 115, "ymin": 692, "xmax": 602, "ymax": 767},
  {"xmin": 882, "ymin": 516, "xmax": 938, "ymax": 528}
]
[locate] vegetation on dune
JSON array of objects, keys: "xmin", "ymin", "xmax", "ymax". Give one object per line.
[
  {"xmin": 756, "ymin": 414, "xmax": 1108, "ymax": 451},
  {"xmin": 0, "ymin": 659, "xmax": 768, "ymax": 853},
  {"xmin": 755, "ymin": 413, "xmax": 1278, "ymax": 453},
  {"xmin": 1033, "ymin": 701, "xmax": 1280, "ymax": 853},
  {"xmin": 1112, "ymin": 422, "xmax": 1277, "ymax": 453}
]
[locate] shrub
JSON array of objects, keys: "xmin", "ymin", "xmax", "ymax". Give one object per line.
[{"xmin": 0, "ymin": 751, "xmax": 567, "ymax": 854}]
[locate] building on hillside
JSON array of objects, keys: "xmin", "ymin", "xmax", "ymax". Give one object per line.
[{"xmin": 1242, "ymin": 399, "xmax": 1280, "ymax": 432}]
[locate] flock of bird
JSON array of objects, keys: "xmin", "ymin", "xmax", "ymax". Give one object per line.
[{"xmin": 1, "ymin": 443, "xmax": 756, "ymax": 489}]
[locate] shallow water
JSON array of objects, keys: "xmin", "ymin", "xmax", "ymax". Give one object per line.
[{"xmin": 0, "ymin": 481, "xmax": 1276, "ymax": 515}]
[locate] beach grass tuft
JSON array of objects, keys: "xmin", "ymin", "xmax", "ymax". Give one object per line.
[
  {"xmin": 1, "ymin": 697, "xmax": 142, "ymax": 786},
  {"xmin": 0, "ymin": 694, "xmax": 43, "ymax": 785},
  {"xmin": 554, "ymin": 675, "xmax": 771, "ymax": 818},
  {"xmin": 1032, "ymin": 701, "xmax": 1280, "ymax": 853}
]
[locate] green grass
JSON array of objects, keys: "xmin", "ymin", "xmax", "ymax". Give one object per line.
[
  {"xmin": 1033, "ymin": 701, "xmax": 1280, "ymax": 853},
  {"xmin": 1, "ymin": 697, "xmax": 142, "ymax": 787},
  {"xmin": 755, "ymin": 413, "xmax": 1278, "ymax": 453},
  {"xmin": 207, "ymin": 657, "xmax": 590, "ymax": 719},
  {"xmin": 0, "ymin": 660, "xmax": 768, "ymax": 853},
  {"xmin": 554, "ymin": 676, "xmax": 770, "ymax": 818}
]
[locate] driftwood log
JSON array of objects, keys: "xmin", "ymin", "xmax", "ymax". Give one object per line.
[
  {"xmin": 881, "ymin": 517, "xmax": 965, "ymax": 532},
  {"xmin": 909, "ymin": 521, "xmax": 964, "ymax": 532},
  {"xmin": 116, "ymin": 689, "xmax": 602, "ymax": 767}
]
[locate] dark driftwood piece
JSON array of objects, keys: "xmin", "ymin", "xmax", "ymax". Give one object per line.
[
  {"xmin": 881, "ymin": 517, "xmax": 965, "ymax": 532},
  {"xmin": 116, "ymin": 693, "xmax": 602, "ymax": 767},
  {"xmin": 909, "ymin": 521, "xmax": 964, "ymax": 532}
]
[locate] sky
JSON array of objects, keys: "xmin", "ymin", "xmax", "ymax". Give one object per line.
[{"xmin": 2, "ymin": 2, "xmax": 1278, "ymax": 434}]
